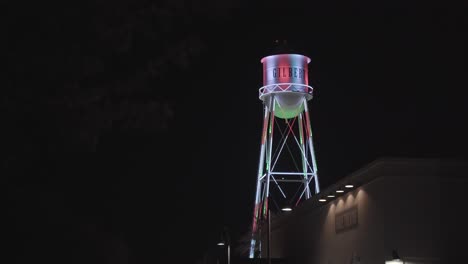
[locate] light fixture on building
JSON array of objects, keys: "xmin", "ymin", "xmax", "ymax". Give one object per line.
[
  {"xmin": 327, "ymin": 195, "xmax": 335, "ymax": 198},
  {"xmin": 385, "ymin": 260, "xmax": 403, "ymax": 264},
  {"xmin": 217, "ymin": 242, "xmax": 225, "ymax": 246},
  {"xmin": 281, "ymin": 206, "xmax": 293, "ymax": 212},
  {"xmin": 318, "ymin": 199, "xmax": 327, "ymax": 202},
  {"xmin": 345, "ymin": 184, "xmax": 354, "ymax": 188},
  {"xmin": 336, "ymin": 190, "xmax": 344, "ymax": 193}
]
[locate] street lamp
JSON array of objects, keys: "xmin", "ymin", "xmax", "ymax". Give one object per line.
[
  {"xmin": 385, "ymin": 249, "xmax": 404, "ymax": 264},
  {"xmin": 217, "ymin": 227, "xmax": 231, "ymax": 264}
]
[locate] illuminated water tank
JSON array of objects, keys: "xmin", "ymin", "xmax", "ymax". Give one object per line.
[{"xmin": 259, "ymin": 54, "xmax": 313, "ymax": 119}]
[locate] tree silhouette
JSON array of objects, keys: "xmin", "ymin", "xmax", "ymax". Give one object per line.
[{"xmin": 5, "ymin": 1, "xmax": 242, "ymax": 263}]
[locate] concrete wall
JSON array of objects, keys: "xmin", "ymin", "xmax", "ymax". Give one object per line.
[{"xmin": 267, "ymin": 160, "xmax": 443, "ymax": 264}]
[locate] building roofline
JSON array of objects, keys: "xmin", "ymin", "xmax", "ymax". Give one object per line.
[{"xmin": 270, "ymin": 157, "xmax": 468, "ymax": 228}]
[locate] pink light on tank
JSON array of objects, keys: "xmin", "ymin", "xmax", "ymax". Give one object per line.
[{"xmin": 259, "ymin": 54, "xmax": 313, "ymax": 119}]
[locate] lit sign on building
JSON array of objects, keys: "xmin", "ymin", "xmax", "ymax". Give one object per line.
[{"xmin": 335, "ymin": 206, "xmax": 358, "ymax": 233}]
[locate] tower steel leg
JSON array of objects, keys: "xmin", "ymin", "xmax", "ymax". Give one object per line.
[
  {"xmin": 249, "ymin": 103, "xmax": 270, "ymax": 258},
  {"xmin": 298, "ymin": 112, "xmax": 312, "ymax": 199},
  {"xmin": 265, "ymin": 96, "xmax": 276, "ymax": 208},
  {"xmin": 303, "ymin": 98, "xmax": 320, "ymax": 194}
]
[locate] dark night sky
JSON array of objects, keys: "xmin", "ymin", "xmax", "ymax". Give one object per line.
[{"xmin": 5, "ymin": 1, "xmax": 468, "ymax": 263}]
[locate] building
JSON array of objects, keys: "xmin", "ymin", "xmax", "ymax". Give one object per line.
[{"xmin": 249, "ymin": 157, "xmax": 468, "ymax": 264}]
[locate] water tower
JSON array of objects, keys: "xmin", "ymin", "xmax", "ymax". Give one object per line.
[{"xmin": 249, "ymin": 42, "xmax": 321, "ymax": 258}]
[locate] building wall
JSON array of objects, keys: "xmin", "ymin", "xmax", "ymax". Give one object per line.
[{"xmin": 268, "ymin": 160, "xmax": 442, "ymax": 264}]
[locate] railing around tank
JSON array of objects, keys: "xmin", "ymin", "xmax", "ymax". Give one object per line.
[{"xmin": 259, "ymin": 83, "xmax": 313, "ymax": 99}]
